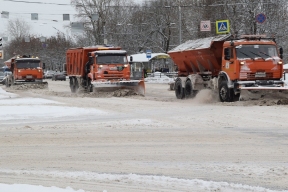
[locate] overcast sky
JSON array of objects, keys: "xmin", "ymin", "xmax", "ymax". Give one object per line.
[{"xmin": 0, "ymin": 0, "xmax": 144, "ymax": 39}]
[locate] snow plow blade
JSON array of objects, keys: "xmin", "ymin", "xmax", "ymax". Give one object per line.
[
  {"xmin": 6, "ymin": 79, "xmax": 48, "ymax": 89},
  {"xmin": 239, "ymin": 86, "xmax": 288, "ymax": 101},
  {"xmin": 92, "ymin": 80, "xmax": 145, "ymax": 95}
]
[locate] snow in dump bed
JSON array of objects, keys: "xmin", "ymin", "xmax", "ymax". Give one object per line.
[{"xmin": 168, "ymin": 34, "xmax": 231, "ymax": 52}]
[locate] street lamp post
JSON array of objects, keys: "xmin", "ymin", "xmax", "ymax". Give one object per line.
[
  {"xmin": 165, "ymin": 4, "xmax": 182, "ymax": 45},
  {"xmin": 178, "ymin": 5, "xmax": 181, "ymax": 44}
]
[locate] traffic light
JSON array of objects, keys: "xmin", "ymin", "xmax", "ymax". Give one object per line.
[
  {"xmin": 0, "ymin": 50, "xmax": 3, "ymax": 59},
  {"xmin": 0, "ymin": 37, "xmax": 2, "ymax": 49}
]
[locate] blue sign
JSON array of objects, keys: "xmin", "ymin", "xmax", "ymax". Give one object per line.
[
  {"xmin": 216, "ymin": 20, "xmax": 230, "ymax": 34},
  {"xmin": 146, "ymin": 50, "xmax": 152, "ymax": 59},
  {"xmin": 256, "ymin": 13, "xmax": 266, "ymax": 24}
]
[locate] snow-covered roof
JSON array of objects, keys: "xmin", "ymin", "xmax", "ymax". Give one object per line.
[
  {"xmin": 168, "ymin": 34, "xmax": 231, "ymax": 53},
  {"xmin": 129, "ymin": 53, "xmax": 170, "ymax": 63},
  {"xmin": 94, "ymin": 50, "xmax": 127, "ymax": 54}
]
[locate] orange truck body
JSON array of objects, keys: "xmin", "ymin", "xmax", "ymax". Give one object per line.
[
  {"xmin": 66, "ymin": 46, "xmax": 145, "ymax": 94},
  {"xmin": 168, "ymin": 34, "xmax": 285, "ymax": 101},
  {"xmin": 4, "ymin": 55, "xmax": 46, "ymax": 86}
]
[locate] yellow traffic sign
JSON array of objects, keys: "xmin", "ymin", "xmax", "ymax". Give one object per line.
[
  {"xmin": 0, "ymin": 50, "xmax": 3, "ymax": 59},
  {"xmin": 216, "ymin": 20, "xmax": 230, "ymax": 34}
]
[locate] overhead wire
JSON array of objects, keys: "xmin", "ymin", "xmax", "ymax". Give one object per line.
[{"xmin": 3, "ymin": 0, "xmax": 71, "ymax": 6}]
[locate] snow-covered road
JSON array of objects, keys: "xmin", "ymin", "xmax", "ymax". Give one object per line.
[{"xmin": 1, "ymin": 82, "xmax": 288, "ymax": 192}]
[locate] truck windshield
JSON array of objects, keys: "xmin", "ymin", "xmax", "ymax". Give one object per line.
[
  {"xmin": 236, "ymin": 45, "xmax": 278, "ymax": 60},
  {"xmin": 96, "ymin": 55, "xmax": 127, "ymax": 64},
  {"xmin": 16, "ymin": 60, "xmax": 41, "ymax": 69}
]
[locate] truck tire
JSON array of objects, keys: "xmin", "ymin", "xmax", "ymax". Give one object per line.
[
  {"xmin": 87, "ymin": 78, "xmax": 93, "ymax": 92},
  {"xmin": 70, "ymin": 77, "xmax": 77, "ymax": 93},
  {"xmin": 219, "ymin": 81, "xmax": 234, "ymax": 102},
  {"xmin": 175, "ymin": 79, "xmax": 185, "ymax": 99},
  {"xmin": 5, "ymin": 78, "xmax": 10, "ymax": 87},
  {"xmin": 184, "ymin": 80, "xmax": 197, "ymax": 98}
]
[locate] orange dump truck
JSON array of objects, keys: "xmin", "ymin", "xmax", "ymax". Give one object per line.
[
  {"xmin": 4, "ymin": 55, "xmax": 47, "ymax": 87},
  {"xmin": 168, "ymin": 34, "xmax": 286, "ymax": 102},
  {"xmin": 66, "ymin": 46, "xmax": 145, "ymax": 95}
]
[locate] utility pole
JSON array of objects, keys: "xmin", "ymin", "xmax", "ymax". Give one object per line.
[{"xmin": 178, "ymin": 5, "xmax": 182, "ymax": 44}]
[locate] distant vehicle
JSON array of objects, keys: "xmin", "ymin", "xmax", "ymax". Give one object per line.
[
  {"xmin": 62, "ymin": 71, "xmax": 67, "ymax": 76},
  {"xmin": 0, "ymin": 71, "xmax": 12, "ymax": 85},
  {"xmin": 52, "ymin": 72, "xmax": 66, "ymax": 81},
  {"xmin": 0, "ymin": 71, "xmax": 5, "ymax": 85},
  {"xmin": 4, "ymin": 55, "xmax": 47, "ymax": 88},
  {"xmin": 44, "ymin": 71, "xmax": 55, "ymax": 79}
]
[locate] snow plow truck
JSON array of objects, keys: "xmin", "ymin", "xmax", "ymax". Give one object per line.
[
  {"xmin": 168, "ymin": 34, "xmax": 287, "ymax": 102},
  {"xmin": 66, "ymin": 45, "xmax": 145, "ymax": 95},
  {"xmin": 4, "ymin": 55, "xmax": 47, "ymax": 88}
]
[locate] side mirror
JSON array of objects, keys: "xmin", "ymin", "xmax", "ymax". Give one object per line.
[
  {"xmin": 129, "ymin": 56, "xmax": 133, "ymax": 64},
  {"xmin": 224, "ymin": 48, "xmax": 231, "ymax": 60},
  {"xmin": 280, "ymin": 47, "xmax": 283, "ymax": 59},
  {"xmin": 42, "ymin": 63, "xmax": 45, "ymax": 69}
]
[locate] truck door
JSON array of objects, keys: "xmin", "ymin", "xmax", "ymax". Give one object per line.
[
  {"xmin": 223, "ymin": 47, "xmax": 236, "ymax": 79},
  {"xmin": 130, "ymin": 62, "xmax": 144, "ymax": 80}
]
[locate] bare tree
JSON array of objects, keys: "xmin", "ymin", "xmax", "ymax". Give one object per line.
[{"xmin": 6, "ymin": 18, "xmax": 31, "ymax": 40}]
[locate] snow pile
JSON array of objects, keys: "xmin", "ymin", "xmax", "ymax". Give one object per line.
[
  {"xmin": 145, "ymin": 72, "xmax": 175, "ymax": 83},
  {"xmin": 0, "ymin": 184, "xmax": 85, "ymax": 192},
  {"xmin": 1, "ymin": 170, "xmax": 286, "ymax": 192},
  {"xmin": 0, "ymin": 87, "xmax": 17, "ymax": 99},
  {"xmin": 0, "ymin": 87, "xmax": 107, "ymax": 123}
]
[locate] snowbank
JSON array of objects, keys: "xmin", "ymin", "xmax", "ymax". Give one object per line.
[
  {"xmin": 145, "ymin": 72, "xmax": 175, "ymax": 83},
  {"xmin": 0, "ymin": 184, "xmax": 85, "ymax": 192}
]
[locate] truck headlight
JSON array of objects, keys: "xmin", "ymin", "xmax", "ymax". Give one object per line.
[
  {"xmin": 278, "ymin": 61, "xmax": 283, "ymax": 65},
  {"xmin": 124, "ymin": 64, "xmax": 128, "ymax": 68},
  {"xmin": 18, "ymin": 70, "xmax": 21, "ymax": 72}
]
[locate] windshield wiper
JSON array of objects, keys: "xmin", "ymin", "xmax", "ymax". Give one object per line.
[
  {"xmin": 239, "ymin": 51, "xmax": 255, "ymax": 60},
  {"xmin": 259, "ymin": 51, "xmax": 275, "ymax": 61},
  {"xmin": 249, "ymin": 51, "xmax": 265, "ymax": 61}
]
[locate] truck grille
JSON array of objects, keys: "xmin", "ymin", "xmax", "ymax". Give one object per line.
[
  {"xmin": 240, "ymin": 72, "xmax": 273, "ymax": 80},
  {"xmin": 103, "ymin": 73, "xmax": 124, "ymax": 79}
]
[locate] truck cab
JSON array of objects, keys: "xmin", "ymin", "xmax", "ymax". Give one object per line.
[{"xmin": 221, "ymin": 36, "xmax": 284, "ymax": 94}]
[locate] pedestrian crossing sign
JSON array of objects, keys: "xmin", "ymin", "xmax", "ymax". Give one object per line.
[{"xmin": 216, "ymin": 20, "xmax": 230, "ymax": 34}]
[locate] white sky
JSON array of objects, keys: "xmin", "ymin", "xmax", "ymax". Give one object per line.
[
  {"xmin": 0, "ymin": 0, "xmax": 145, "ymax": 39},
  {"xmin": 0, "ymin": 0, "xmax": 76, "ymax": 38}
]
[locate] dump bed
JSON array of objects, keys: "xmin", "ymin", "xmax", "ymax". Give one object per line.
[
  {"xmin": 168, "ymin": 34, "xmax": 231, "ymax": 76},
  {"xmin": 66, "ymin": 46, "xmax": 121, "ymax": 77}
]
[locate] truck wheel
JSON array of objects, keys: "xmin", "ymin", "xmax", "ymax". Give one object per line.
[
  {"xmin": 175, "ymin": 79, "xmax": 185, "ymax": 99},
  {"xmin": 5, "ymin": 78, "xmax": 10, "ymax": 87},
  {"xmin": 70, "ymin": 77, "xmax": 77, "ymax": 93},
  {"xmin": 184, "ymin": 80, "xmax": 197, "ymax": 98},
  {"xmin": 85, "ymin": 77, "xmax": 93, "ymax": 92},
  {"xmin": 219, "ymin": 81, "xmax": 234, "ymax": 102}
]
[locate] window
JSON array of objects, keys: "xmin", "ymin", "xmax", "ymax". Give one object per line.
[
  {"xmin": 16, "ymin": 60, "xmax": 41, "ymax": 69},
  {"xmin": 96, "ymin": 55, "xmax": 127, "ymax": 64},
  {"xmin": 236, "ymin": 44, "xmax": 278, "ymax": 60}
]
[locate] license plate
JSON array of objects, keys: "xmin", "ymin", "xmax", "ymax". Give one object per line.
[
  {"xmin": 26, "ymin": 75, "xmax": 33, "ymax": 78},
  {"xmin": 109, "ymin": 67, "xmax": 117, "ymax": 70},
  {"xmin": 255, "ymin": 72, "xmax": 266, "ymax": 77}
]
